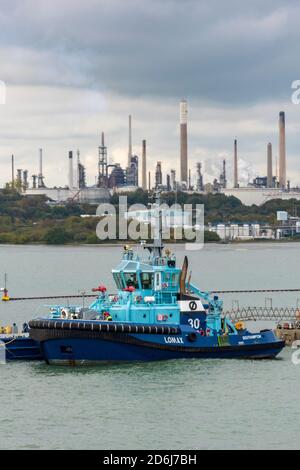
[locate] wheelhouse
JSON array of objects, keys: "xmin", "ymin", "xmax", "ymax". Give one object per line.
[{"xmin": 112, "ymin": 258, "xmax": 181, "ymax": 296}]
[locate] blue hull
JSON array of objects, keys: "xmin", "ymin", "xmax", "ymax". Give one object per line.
[
  {"xmin": 0, "ymin": 336, "xmax": 43, "ymax": 361},
  {"xmin": 40, "ymin": 332, "xmax": 285, "ymax": 365}
]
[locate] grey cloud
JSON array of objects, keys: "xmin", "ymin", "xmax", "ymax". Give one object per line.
[
  {"xmin": 1, "ymin": 1, "xmax": 300, "ymax": 189},
  {"xmin": 1, "ymin": 0, "xmax": 300, "ymax": 103}
]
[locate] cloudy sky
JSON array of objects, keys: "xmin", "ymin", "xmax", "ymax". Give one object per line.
[{"xmin": 1, "ymin": 0, "xmax": 300, "ymax": 187}]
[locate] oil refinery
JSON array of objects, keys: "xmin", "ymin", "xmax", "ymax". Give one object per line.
[{"xmin": 7, "ymin": 102, "xmax": 300, "ymax": 206}]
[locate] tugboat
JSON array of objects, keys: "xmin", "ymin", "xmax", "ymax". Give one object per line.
[
  {"xmin": 0, "ymin": 279, "xmax": 42, "ymax": 361},
  {"xmin": 0, "ymin": 331, "xmax": 42, "ymax": 361},
  {"xmin": 28, "ymin": 194, "xmax": 285, "ymax": 365}
]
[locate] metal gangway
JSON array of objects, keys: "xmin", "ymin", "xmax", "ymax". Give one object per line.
[
  {"xmin": 225, "ymin": 306, "xmax": 299, "ymax": 322},
  {"xmin": 211, "ymin": 287, "xmax": 300, "ymax": 323}
]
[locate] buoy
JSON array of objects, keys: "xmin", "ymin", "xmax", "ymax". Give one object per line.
[{"xmin": 1, "ymin": 288, "xmax": 10, "ymax": 301}]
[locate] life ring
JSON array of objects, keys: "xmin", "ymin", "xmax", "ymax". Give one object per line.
[
  {"xmin": 199, "ymin": 329, "xmax": 205, "ymax": 336},
  {"xmin": 61, "ymin": 309, "xmax": 69, "ymax": 319}
]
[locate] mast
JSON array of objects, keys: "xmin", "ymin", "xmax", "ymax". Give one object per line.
[
  {"xmin": 153, "ymin": 189, "xmax": 163, "ymax": 257},
  {"xmin": 144, "ymin": 189, "xmax": 164, "ymax": 259}
]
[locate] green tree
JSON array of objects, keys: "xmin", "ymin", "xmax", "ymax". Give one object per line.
[{"xmin": 44, "ymin": 227, "xmax": 72, "ymax": 245}]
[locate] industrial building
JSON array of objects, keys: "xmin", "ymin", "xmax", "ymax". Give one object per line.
[
  {"xmin": 20, "ymin": 113, "xmax": 148, "ymax": 203},
  {"xmin": 23, "ymin": 145, "xmax": 110, "ymax": 204},
  {"xmin": 209, "ymin": 210, "xmax": 300, "ymax": 241},
  {"xmin": 125, "ymin": 207, "xmax": 191, "ymax": 229},
  {"xmin": 222, "ymin": 187, "xmax": 300, "ymax": 206}
]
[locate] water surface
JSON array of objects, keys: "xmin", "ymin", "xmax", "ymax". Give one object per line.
[{"xmin": 0, "ymin": 243, "xmax": 299, "ymax": 449}]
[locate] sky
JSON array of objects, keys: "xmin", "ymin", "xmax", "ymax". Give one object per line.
[{"xmin": 1, "ymin": 0, "xmax": 300, "ymax": 188}]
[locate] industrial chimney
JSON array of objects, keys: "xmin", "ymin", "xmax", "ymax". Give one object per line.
[
  {"xmin": 170, "ymin": 169, "xmax": 176, "ymax": 191},
  {"xmin": 128, "ymin": 115, "xmax": 132, "ymax": 168},
  {"xmin": 267, "ymin": 143, "xmax": 273, "ymax": 188},
  {"xmin": 233, "ymin": 139, "xmax": 238, "ymax": 188},
  {"xmin": 180, "ymin": 99, "xmax": 188, "ymax": 184},
  {"xmin": 196, "ymin": 163, "xmax": 204, "ymax": 191},
  {"xmin": 11, "ymin": 155, "xmax": 14, "ymax": 187},
  {"xmin": 142, "ymin": 140, "xmax": 147, "ymax": 190},
  {"xmin": 37, "ymin": 148, "xmax": 45, "ymax": 188},
  {"xmin": 68, "ymin": 151, "xmax": 73, "ymax": 189},
  {"xmin": 155, "ymin": 161, "xmax": 162, "ymax": 189},
  {"xmin": 279, "ymin": 111, "xmax": 286, "ymax": 189}
]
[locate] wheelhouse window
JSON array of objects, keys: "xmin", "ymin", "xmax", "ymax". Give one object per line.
[
  {"xmin": 172, "ymin": 273, "xmax": 180, "ymax": 287},
  {"xmin": 124, "ymin": 273, "xmax": 139, "ymax": 289},
  {"xmin": 164, "ymin": 272, "xmax": 179, "ymax": 288},
  {"xmin": 141, "ymin": 272, "xmax": 153, "ymax": 289},
  {"xmin": 113, "ymin": 272, "xmax": 123, "ymax": 289}
]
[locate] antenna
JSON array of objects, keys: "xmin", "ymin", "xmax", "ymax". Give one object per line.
[{"xmin": 154, "ymin": 189, "xmax": 163, "ymax": 249}]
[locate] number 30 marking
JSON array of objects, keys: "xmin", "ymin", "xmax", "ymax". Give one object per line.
[{"xmin": 188, "ymin": 318, "xmax": 200, "ymax": 329}]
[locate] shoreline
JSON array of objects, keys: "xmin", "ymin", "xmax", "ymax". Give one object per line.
[{"xmin": 0, "ymin": 238, "xmax": 299, "ymax": 248}]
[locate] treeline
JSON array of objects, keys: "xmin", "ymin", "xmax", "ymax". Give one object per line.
[
  {"xmin": 0, "ymin": 186, "xmax": 299, "ymax": 245},
  {"xmin": 0, "ymin": 188, "xmax": 98, "ymax": 244},
  {"xmin": 0, "ymin": 216, "xmax": 100, "ymax": 244},
  {"xmin": 0, "ymin": 215, "xmax": 219, "ymax": 245}
]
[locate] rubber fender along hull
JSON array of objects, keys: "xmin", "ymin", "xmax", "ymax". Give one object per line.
[{"xmin": 29, "ymin": 319, "xmax": 180, "ymax": 336}]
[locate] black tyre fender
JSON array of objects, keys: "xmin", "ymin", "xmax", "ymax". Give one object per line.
[{"xmin": 187, "ymin": 332, "xmax": 197, "ymax": 342}]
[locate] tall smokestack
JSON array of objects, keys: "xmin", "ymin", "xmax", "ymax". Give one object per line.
[
  {"xmin": 128, "ymin": 115, "xmax": 132, "ymax": 167},
  {"xmin": 39, "ymin": 148, "xmax": 43, "ymax": 177},
  {"xmin": 180, "ymin": 99, "xmax": 188, "ymax": 184},
  {"xmin": 37, "ymin": 148, "xmax": 45, "ymax": 188},
  {"xmin": 148, "ymin": 171, "xmax": 151, "ymax": 191},
  {"xmin": 11, "ymin": 154, "xmax": 14, "ymax": 187},
  {"xmin": 279, "ymin": 111, "xmax": 286, "ymax": 189},
  {"xmin": 75, "ymin": 149, "xmax": 80, "ymax": 189},
  {"xmin": 170, "ymin": 169, "xmax": 176, "ymax": 191},
  {"xmin": 142, "ymin": 140, "xmax": 147, "ymax": 190},
  {"xmin": 233, "ymin": 139, "xmax": 238, "ymax": 188},
  {"xmin": 68, "ymin": 151, "xmax": 73, "ymax": 189},
  {"xmin": 267, "ymin": 143, "xmax": 273, "ymax": 188}
]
